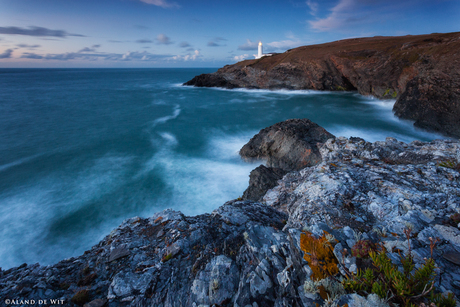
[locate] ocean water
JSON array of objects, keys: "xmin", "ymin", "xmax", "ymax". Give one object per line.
[{"xmin": 0, "ymin": 68, "xmax": 443, "ymax": 269}]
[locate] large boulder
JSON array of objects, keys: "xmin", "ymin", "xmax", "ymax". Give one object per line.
[
  {"xmin": 242, "ymin": 165, "xmax": 286, "ymax": 201},
  {"xmin": 239, "ymin": 119, "xmax": 335, "ymax": 171}
]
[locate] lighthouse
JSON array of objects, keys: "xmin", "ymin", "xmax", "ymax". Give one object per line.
[
  {"xmin": 258, "ymin": 41, "xmax": 263, "ymax": 59},
  {"xmin": 254, "ymin": 41, "xmax": 272, "ymax": 59}
]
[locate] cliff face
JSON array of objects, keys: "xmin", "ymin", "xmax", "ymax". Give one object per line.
[
  {"xmin": 1, "ymin": 120, "xmax": 460, "ymax": 307},
  {"xmin": 184, "ymin": 32, "xmax": 460, "ymax": 137}
]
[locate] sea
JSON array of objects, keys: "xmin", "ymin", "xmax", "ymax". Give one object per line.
[{"xmin": 0, "ymin": 68, "xmax": 444, "ymax": 269}]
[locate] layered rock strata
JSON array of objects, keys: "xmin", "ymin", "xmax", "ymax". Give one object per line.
[
  {"xmin": 1, "ymin": 121, "xmax": 460, "ymax": 306},
  {"xmin": 184, "ymin": 32, "xmax": 460, "ymax": 138}
]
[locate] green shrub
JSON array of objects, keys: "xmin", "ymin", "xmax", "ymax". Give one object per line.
[
  {"xmin": 351, "ymin": 240, "xmax": 375, "ymax": 258},
  {"xmin": 342, "ymin": 229, "xmax": 456, "ymax": 307},
  {"xmin": 450, "ymin": 213, "xmax": 460, "ymax": 224},
  {"xmin": 438, "ymin": 160, "xmax": 460, "ymax": 170},
  {"xmin": 161, "ymin": 252, "xmax": 173, "ymax": 262},
  {"xmin": 343, "ymin": 250, "xmax": 437, "ymax": 306}
]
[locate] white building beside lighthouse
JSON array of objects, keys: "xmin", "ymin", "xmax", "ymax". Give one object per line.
[{"xmin": 255, "ymin": 41, "xmax": 272, "ymax": 59}]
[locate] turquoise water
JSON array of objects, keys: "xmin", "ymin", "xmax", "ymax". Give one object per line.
[{"xmin": 0, "ymin": 68, "xmax": 443, "ymax": 269}]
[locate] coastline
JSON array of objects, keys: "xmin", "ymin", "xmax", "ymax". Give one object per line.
[
  {"xmin": 184, "ymin": 32, "xmax": 460, "ymax": 139},
  {"xmin": 2, "ymin": 31, "xmax": 460, "ymax": 304},
  {"xmin": 1, "ymin": 120, "xmax": 459, "ymax": 306}
]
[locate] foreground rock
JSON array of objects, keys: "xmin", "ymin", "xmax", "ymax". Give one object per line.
[
  {"xmin": 1, "ymin": 129, "xmax": 460, "ymax": 306},
  {"xmin": 1, "ymin": 203, "xmax": 295, "ymax": 306},
  {"xmin": 184, "ymin": 32, "xmax": 460, "ymax": 138},
  {"xmin": 241, "ymin": 165, "xmax": 286, "ymax": 201},
  {"xmin": 239, "ymin": 118, "xmax": 335, "ymax": 171}
]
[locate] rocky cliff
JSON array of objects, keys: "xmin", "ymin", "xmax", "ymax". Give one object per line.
[
  {"xmin": 1, "ymin": 120, "xmax": 460, "ymax": 307},
  {"xmin": 184, "ymin": 32, "xmax": 460, "ymax": 138}
]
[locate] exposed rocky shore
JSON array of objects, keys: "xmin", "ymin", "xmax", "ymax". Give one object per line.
[
  {"xmin": 1, "ymin": 119, "xmax": 460, "ymax": 307},
  {"xmin": 184, "ymin": 32, "xmax": 460, "ymax": 138}
]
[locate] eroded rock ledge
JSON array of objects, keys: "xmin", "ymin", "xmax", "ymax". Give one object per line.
[
  {"xmin": 1, "ymin": 120, "xmax": 460, "ymax": 307},
  {"xmin": 184, "ymin": 32, "xmax": 460, "ymax": 138}
]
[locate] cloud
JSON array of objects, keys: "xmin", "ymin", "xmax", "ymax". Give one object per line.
[
  {"xmin": 308, "ymin": 0, "xmax": 403, "ymax": 31},
  {"xmin": 207, "ymin": 37, "xmax": 227, "ymax": 47},
  {"xmin": 16, "ymin": 44, "xmax": 41, "ymax": 49},
  {"xmin": 172, "ymin": 50, "xmax": 201, "ymax": 61},
  {"xmin": 21, "ymin": 52, "xmax": 43, "ymax": 59},
  {"xmin": 44, "ymin": 53, "xmax": 80, "ymax": 60},
  {"xmin": 179, "ymin": 41, "xmax": 191, "ymax": 48},
  {"xmin": 134, "ymin": 25, "xmax": 150, "ymax": 30},
  {"xmin": 233, "ymin": 54, "xmax": 249, "ymax": 61},
  {"xmin": 237, "ymin": 37, "xmax": 302, "ymax": 52},
  {"xmin": 309, "ymin": 0, "xmax": 358, "ymax": 31},
  {"xmin": 0, "ymin": 49, "xmax": 13, "ymax": 59},
  {"xmin": 78, "ymin": 45, "xmax": 101, "ymax": 53},
  {"xmin": 156, "ymin": 34, "xmax": 173, "ymax": 45},
  {"xmin": 108, "ymin": 40, "xmax": 124, "ymax": 43},
  {"xmin": 0, "ymin": 26, "xmax": 85, "ymax": 38},
  {"xmin": 267, "ymin": 39, "xmax": 302, "ymax": 50},
  {"xmin": 139, "ymin": 0, "xmax": 180, "ymax": 8},
  {"xmin": 306, "ymin": 0, "xmax": 319, "ymax": 15},
  {"xmin": 207, "ymin": 41, "xmax": 220, "ymax": 47},
  {"xmin": 136, "ymin": 39, "xmax": 153, "ymax": 44},
  {"xmin": 238, "ymin": 39, "xmax": 259, "ymax": 51},
  {"xmin": 19, "ymin": 48, "xmax": 172, "ymax": 62}
]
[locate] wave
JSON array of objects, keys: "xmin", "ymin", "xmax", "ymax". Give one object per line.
[
  {"xmin": 0, "ymin": 154, "xmax": 43, "ymax": 173},
  {"xmin": 151, "ymin": 99, "xmax": 167, "ymax": 105},
  {"xmin": 158, "ymin": 132, "xmax": 178, "ymax": 146},
  {"xmin": 152, "ymin": 104, "xmax": 181, "ymax": 127},
  {"xmin": 357, "ymin": 96, "xmax": 395, "ymax": 110},
  {"xmin": 176, "ymin": 83, "xmax": 334, "ymax": 95},
  {"xmin": 206, "ymin": 130, "xmax": 258, "ymax": 161},
  {"xmin": 139, "ymin": 131, "xmax": 259, "ymax": 217},
  {"xmin": 0, "ymin": 153, "xmax": 135, "ymax": 269},
  {"xmin": 329, "ymin": 124, "xmax": 445, "ymax": 143}
]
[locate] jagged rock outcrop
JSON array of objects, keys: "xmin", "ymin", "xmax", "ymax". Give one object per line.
[
  {"xmin": 239, "ymin": 118, "xmax": 335, "ymax": 171},
  {"xmin": 241, "ymin": 165, "xmax": 286, "ymax": 201},
  {"xmin": 184, "ymin": 32, "xmax": 460, "ymax": 138},
  {"xmin": 1, "ymin": 122, "xmax": 460, "ymax": 306}
]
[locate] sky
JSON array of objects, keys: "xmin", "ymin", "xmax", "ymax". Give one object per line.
[{"xmin": 0, "ymin": 0, "xmax": 458, "ymax": 68}]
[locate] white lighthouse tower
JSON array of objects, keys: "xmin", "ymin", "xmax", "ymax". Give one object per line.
[{"xmin": 254, "ymin": 41, "xmax": 272, "ymax": 59}]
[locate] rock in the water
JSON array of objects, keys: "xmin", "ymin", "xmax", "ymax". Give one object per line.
[
  {"xmin": 183, "ymin": 73, "xmax": 239, "ymax": 89},
  {"xmin": 240, "ymin": 118, "xmax": 335, "ymax": 171},
  {"xmin": 242, "ymin": 165, "xmax": 287, "ymax": 201}
]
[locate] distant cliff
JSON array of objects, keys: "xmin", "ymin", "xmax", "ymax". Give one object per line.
[{"xmin": 184, "ymin": 32, "xmax": 460, "ymax": 138}]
